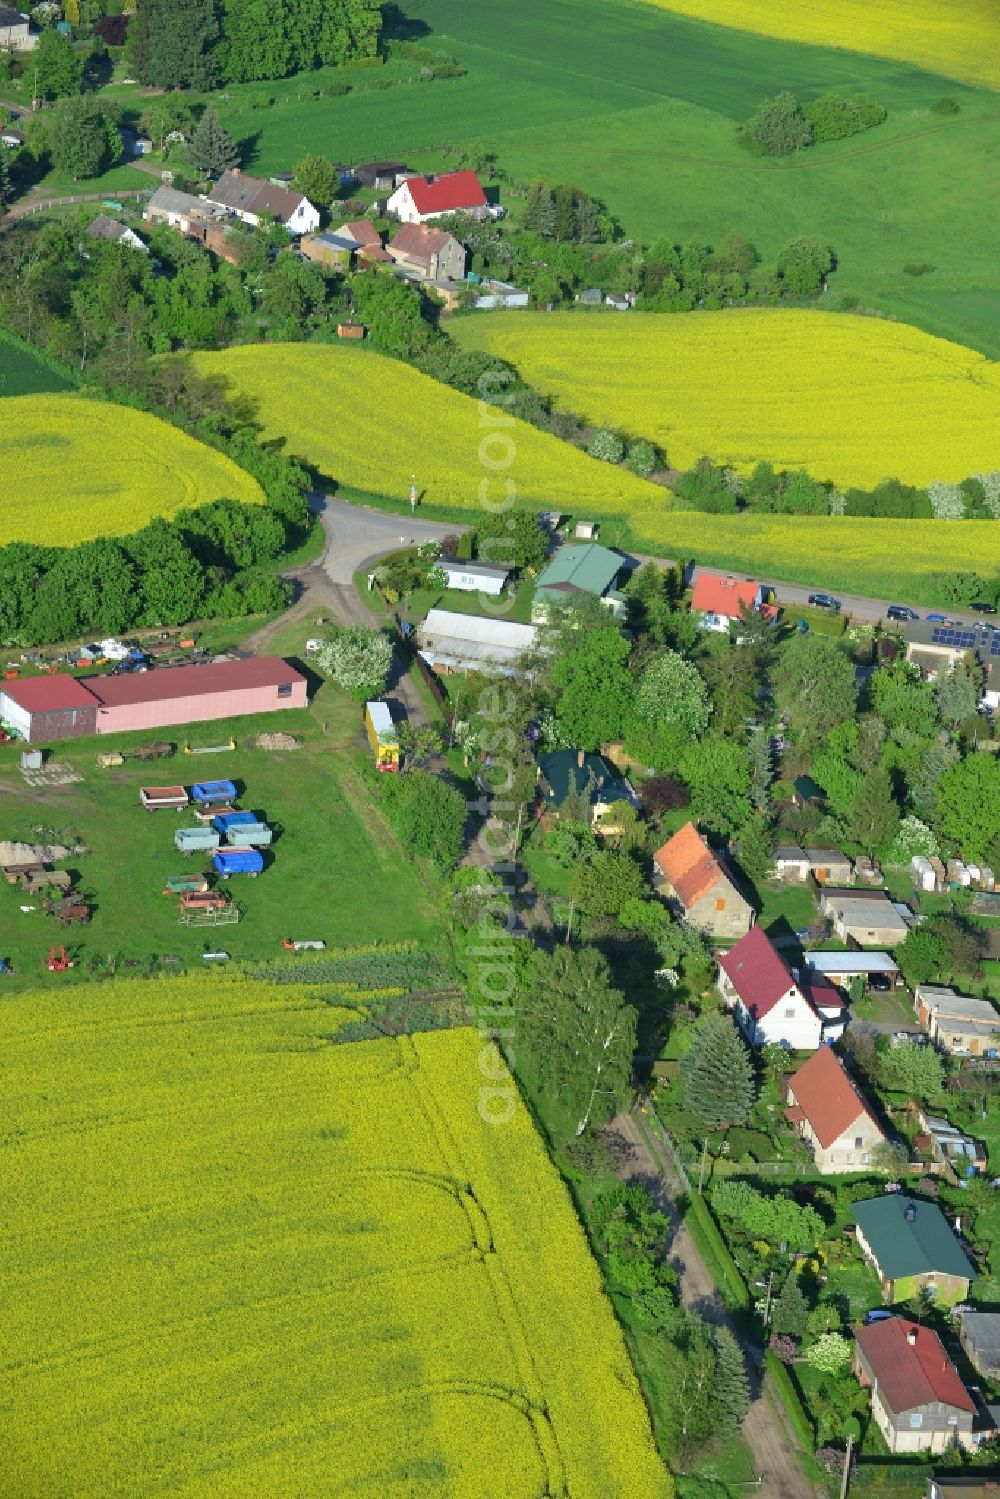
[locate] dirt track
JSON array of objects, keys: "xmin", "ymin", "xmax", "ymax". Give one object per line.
[{"xmin": 608, "ymin": 1112, "xmax": 822, "ymax": 1499}]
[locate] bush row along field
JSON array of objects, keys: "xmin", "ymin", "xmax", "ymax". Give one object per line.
[
  {"xmin": 635, "ymin": 0, "xmax": 1000, "ymax": 91},
  {"xmin": 2, "ymin": 982, "xmax": 669, "ymax": 1497},
  {"xmin": 451, "ymin": 309, "xmax": 1000, "ymax": 490},
  {"xmin": 191, "ymin": 342, "xmax": 665, "ymax": 513},
  {"xmin": 0, "ymin": 395, "xmax": 265, "ymax": 546},
  {"xmin": 628, "ymin": 509, "xmax": 1000, "ymax": 602}
]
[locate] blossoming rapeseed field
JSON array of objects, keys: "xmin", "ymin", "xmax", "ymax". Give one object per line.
[
  {"xmin": 452, "ymin": 309, "xmax": 1000, "ymax": 491},
  {"xmin": 4, "ymin": 977, "xmax": 668, "ymax": 1497},
  {"xmin": 635, "ymin": 0, "xmax": 1000, "ymax": 90},
  {"xmin": 0, "ymin": 395, "xmax": 265, "ymax": 546},
  {"xmin": 191, "ymin": 342, "xmax": 664, "ymax": 514}
]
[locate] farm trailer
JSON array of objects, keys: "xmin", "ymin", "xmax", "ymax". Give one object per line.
[
  {"xmin": 190, "ymin": 779, "xmax": 237, "ymax": 805},
  {"xmin": 174, "ymin": 827, "xmax": 221, "ymax": 857},
  {"xmin": 365, "ymin": 701, "xmax": 400, "ymax": 772},
  {"xmin": 213, "ymin": 849, "xmax": 264, "ymax": 878},
  {"xmin": 212, "ymin": 811, "xmax": 257, "ymax": 835},
  {"xmin": 140, "ymin": 785, "xmax": 188, "ymax": 812},
  {"xmin": 226, "ymin": 823, "xmax": 273, "ymax": 849}
]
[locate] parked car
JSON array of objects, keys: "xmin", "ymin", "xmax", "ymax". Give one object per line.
[
  {"xmin": 926, "ymin": 612, "xmax": 948, "ymax": 623},
  {"xmin": 969, "ymin": 601, "xmax": 997, "ymax": 614},
  {"xmin": 863, "ymin": 1309, "xmax": 893, "ymax": 1325},
  {"xmin": 886, "ymin": 605, "xmax": 919, "ymax": 622},
  {"xmin": 808, "ymin": 593, "xmax": 841, "ymax": 612},
  {"xmin": 867, "ymin": 973, "xmax": 891, "ymax": 992}
]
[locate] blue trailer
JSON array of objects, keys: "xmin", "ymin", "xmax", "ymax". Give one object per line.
[
  {"xmin": 213, "ymin": 810, "xmax": 257, "ymax": 834},
  {"xmin": 191, "ymin": 779, "xmax": 237, "ymax": 804},
  {"xmin": 213, "ymin": 848, "xmax": 264, "ymax": 878}
]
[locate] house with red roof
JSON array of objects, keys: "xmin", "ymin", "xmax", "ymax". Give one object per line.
[
  {"xmin": 653, "ymin": 821, "xmax": 753, "ymax": 940},
  {"xmin": 717, "ymin": 925, "xmax": 826, "ymax": 1049},
  {"xmin": 690, "ymin": 575, "xmax": 768, "ymax": 634},
  {"xmin": 854, "ymin": 1318, "xmax": 975, "ymax": 1454},
  {"xmin": 387, "ymin": 170, "xmax": 488, "ymax": 224},
  {"xmin": 784, "ymin": 1045, "xmax": 885, "ymax": 1173}
]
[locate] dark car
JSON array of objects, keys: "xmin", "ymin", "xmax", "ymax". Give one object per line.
[
  {"xmin": 808, "ymin": 593, "xmax": 841, "ymax": 612},
  {"xmin": 886, "ymin": 605, "xmax": 919, "ymax": 622},
  {"xmin": 868, "ymin": 972, "xmax": 892, "ymax": 992},
  {"xmin": 970, "ymin": 601, "xmax": 997, "ymax": 614}
]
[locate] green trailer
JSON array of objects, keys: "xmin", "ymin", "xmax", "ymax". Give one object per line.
[{"xmin": 162, "ymin": 874, "xmax": 210, "ymax": 895}]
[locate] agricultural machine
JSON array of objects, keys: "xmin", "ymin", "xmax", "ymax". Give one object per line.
[{"xmin": 47, "ymin": 946, "xmax": 75, "ymax": 972}]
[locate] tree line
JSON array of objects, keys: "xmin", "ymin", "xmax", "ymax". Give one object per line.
[{"xmin": 739, "ymin": 91, "xmax": 887, "ymax": 157}]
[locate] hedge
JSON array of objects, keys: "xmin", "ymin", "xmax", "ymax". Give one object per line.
[
  {"xmin": 852, "ymin": 1461, "xmax": 937, "ymax": 1489},
  {"xmin": 683, "ymin": 1191, "xmax": 750, "ymax": 1310},
  {"xmin": 764, "ymin": 1351, "xmax": 814, "ymax": 1450}
]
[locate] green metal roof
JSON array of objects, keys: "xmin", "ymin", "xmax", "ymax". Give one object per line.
[
  {"xmin": 534, "ymin": 544, "xmax": 623, "ymax": 603},
  {"xmin": 538, "ymin": 750, "xmax": 630, "ymax": 807},
  {"xmin": 852, "ymin": 1196, "xmax": 977, "ymax": 1283}
]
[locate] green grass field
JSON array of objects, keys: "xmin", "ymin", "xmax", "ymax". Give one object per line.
[
  {"xmin": 201, "ymin": 0, "xmax": 1000, "ymax": 355},
  {"xmin": 0, "ymin": 664, "xmax": 445, "ymax": 985},
  {"xmin": 0, "ymin": 330, "xmax": 74, "ymax": 397}
]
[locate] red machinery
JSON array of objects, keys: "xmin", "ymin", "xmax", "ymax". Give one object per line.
[{"xmin": 47, "ymin": 946, "xmax": 73, "ymax": 972}]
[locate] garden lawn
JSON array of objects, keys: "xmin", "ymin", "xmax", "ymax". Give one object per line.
[
  {"xmin": 634, "ymin": 0, "xmax": 1000, "ymax": 90},
  {"xmin": 0, "ymin": 395, "xmax": 264, "ymax": 545},
  {"xmin": 191, "ymin": 342, "xmax": 663, "ymax": 515},
  {"xmin": 0, "ymin": 682, "xmax": 445, "ymax": 984},
  {"xmin": 451, "ymin": 310, "xmax": 1000, "ymax": 490},
  {"xmin": 2, "ymin": 1003, "xmax": 669, "ymax": 1497}
]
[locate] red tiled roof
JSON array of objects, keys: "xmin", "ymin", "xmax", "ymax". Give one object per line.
[
  {"xmin": 343, "ymin": 220, "xmax": 383, "ymax": 248},
  {"xmin": 690, "ymin": 575, "xmax": 760, "ymax": 619},
  {"xmin": 718, "ymin": 925, "xmax": 797, "ymax": 1020},
  {"xmin": 389, "ymin": 222, "xmax": 455, "ymax": 262},
  {"xmin": 786, "ymin": 1045, "xmax": 880, "ymax": 1149},
  {"xmin": 654, "ymin": 822, "xmax": 723, "ymax": 907},
  {"xmin": 856, "ymin": 1318, "xmax": 974, "ymax": 1415},
  {"xmin": 798, "ymin": 974, "xmax": 844, "ymax": 1013},
  {"xmin": 1, "ymin": 675, "xmax": 99, "ymax": 713},
  {"xmin": 404, "ymin": 170, "xmax": 486, "ymax": 215},
  {"xmin": 85, "ymin": 656, "xmax": 304, "ymax": 708}
]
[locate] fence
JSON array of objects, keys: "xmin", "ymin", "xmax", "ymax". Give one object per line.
[{"xmin": 12, "ymin": 189, "xmax": 153, "ymax": 219}]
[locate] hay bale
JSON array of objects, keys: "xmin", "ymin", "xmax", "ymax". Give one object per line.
[{"xmin": 254, "ymin": 733, "xmax": 302, "ymax": 752}]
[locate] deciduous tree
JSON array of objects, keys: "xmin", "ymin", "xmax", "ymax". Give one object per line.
[{"xmin": 314, "ymin": 625, "xmax": 392, "ymax": 698}]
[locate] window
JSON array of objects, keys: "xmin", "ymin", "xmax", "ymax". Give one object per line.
[
  {"xmin": 854, "ymin": 1137, "xmax": 864, "ymax": 1149},
  {"xmin": 909, "ymin": 1414, "xmax": 923, "ymax": 1429},
  {"xmin": 784, "ymin": 1007, "xmax": 796, "ymax": 1018},
  {"xmin": 277, "ymin": 683, "xmax": 293, "ymax": 698},
  {"xmin": 715, "ymin": 898, "xmax": 726, "ymax": 911}
]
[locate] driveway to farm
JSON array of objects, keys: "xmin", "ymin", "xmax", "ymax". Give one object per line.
[
  {"xmin": 607, "ymin": 1110, "xmax": 823, "ymax": 1499},
  {"xmin": 315, "ymin": 494, "xmax": 462, "ymax": 586}
]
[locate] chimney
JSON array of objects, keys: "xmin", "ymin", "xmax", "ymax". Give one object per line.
[
  {"xmin": 577, "ymin": 749, "xmax": 585, "ymax": 768},
  {"xmin": 907, "ymin": 1328, "xmax": 917, "ymax": 1346}
]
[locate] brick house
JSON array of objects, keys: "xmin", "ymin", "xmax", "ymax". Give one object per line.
[
  {"xmin": 716, "ymin": 925, "xmax": 826, "ymax": 1049},
  {"xmin": 653, "ymin": 822, "xmax": 753, "ymax": 940},
  {"xmin": 784, "ymin": 1044, "xmax": 886, "ymax": 1173},
  {"xmin": 386, "ymin": 223, "xmax": 467, "ymax": 281},
  {"xmin": 854, "ymin": 1317, "xmax": 975, "ymax": 1454},
  {"xmin": 852, "ymin": 1196, "xmax": 977, "ymax": 1305}
]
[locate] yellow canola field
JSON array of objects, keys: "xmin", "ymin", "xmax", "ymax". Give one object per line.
[
  {"xmin": 636, "ymin": 0, "xmax": 1000, "ymax": 91},
  {"xmin": 191, "ymin": 341, "xmax": 664, "ymax": 514},
  {"xmin": 451, "ymin": 309, "xmax": 1000, "ymax": 492},
  {"xmin": 0, "ymin": 395, "xmax": 264, "ymax": 546},
  {"xmin": 4, "ymin": 976, "xmax": 668, "ymax": 1499},
  {"xmin": 631, "ymin": 509, "xmax": 1000, "ymax": 598}
]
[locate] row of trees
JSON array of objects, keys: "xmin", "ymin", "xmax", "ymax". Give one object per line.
[
  {"xmin": 0, "ymin": 499, "xmax": 290, "ymax": 645},
  {"xmin": 124, "ymin": 0, "xmax": 381, "ymax": 89}
]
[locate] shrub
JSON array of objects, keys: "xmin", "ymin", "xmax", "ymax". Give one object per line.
[
  {"xmin": 903, "ymin": 263, "xmax": 936, "ymax": 276},
  {"xmin": 588, "ymin": 428, "xmax": 625, "ymax": 464},
  {"xmin": 738, "ymin": 92, "xmax": 812, "ymax": 156},
  {"xmin": 930, "ymin": 97, "xmax": 960, "ymax": 114},
  {"xmin": 627, "ymin": 439, "xmax": 658, "ymax": 477},
  {"xmin": 928, "ymin": 481, "xmax": 967, "ymax": 519},
  {"xmin": 802, "ymin": 93, "xmax": 887, "ymax": 143}
]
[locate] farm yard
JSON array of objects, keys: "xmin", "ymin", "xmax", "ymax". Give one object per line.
[
  {"xmin": 0, "ymin": 397, "xmax": 265, "ymax": 546},
  {"xmin": 633, "ymin": 0, "xmax": 1000, "ymax": 90},
  {"xmin": 2, "ymin": 990, "xmax": 668, "ymax": 1497},
  {"xmin": 451, "ymin": 310, "xmax": 1000, "ymax": 491},
  {"xmin": 0, "ymin": 678, "xmax": 444, "ymax": 982},
  {"xmin": 191, "ymin": 342, "xmax": 664, "ymax": 513}
]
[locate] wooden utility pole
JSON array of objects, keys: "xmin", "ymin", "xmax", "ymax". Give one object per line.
[
  {"xmin": 697, "ymin": 1134, "xmax": 709, "ymax": 1192},
  {"xmin": 839, "ymin": 1433, "xmax": 853, "ymax": 1499}
]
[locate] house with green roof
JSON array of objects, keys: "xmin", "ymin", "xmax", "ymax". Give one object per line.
[
  {"xmin": 537, "ymin": 749, "xmax": 636, "ymax": 830},
  {"xmin": 853, "ymin": 1196, "xmax": 977, "ymax": 1306},
  {"xmin": 531, "ymin": 544, "xmax": 627, "ymax": 623}
]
